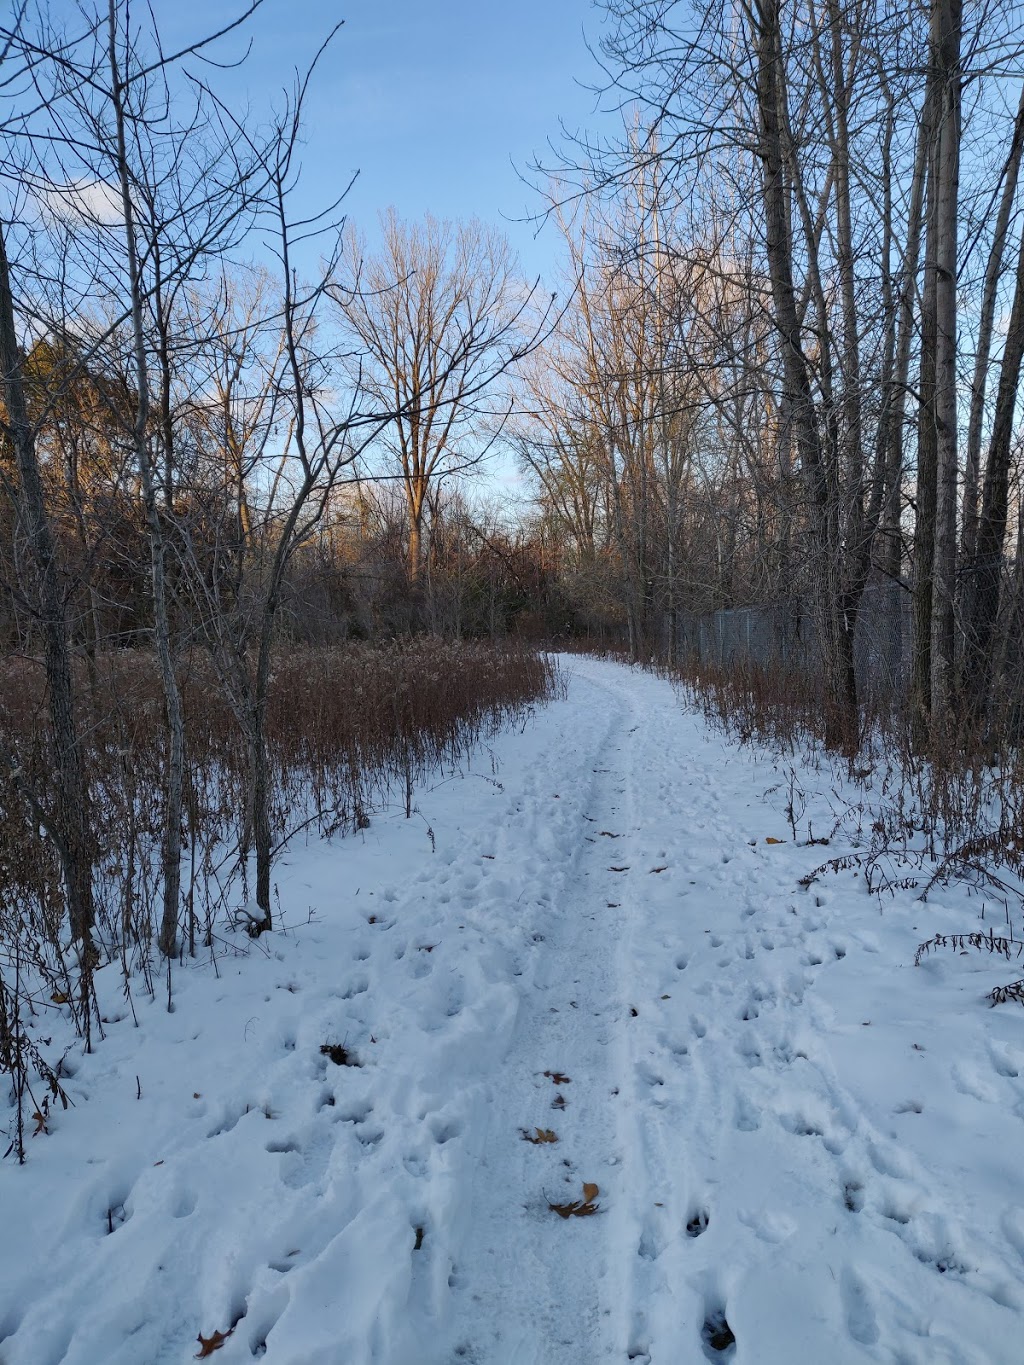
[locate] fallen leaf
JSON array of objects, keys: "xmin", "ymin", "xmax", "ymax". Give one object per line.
[
  {"xmin": 31, "ymin": 1110, "xmax": 48, "ymax": 1136},
  {"xmin": 50, "ymin": 991, "xmax": 69, "ymax": 1005},
  {"xmin": 549, "ymin": 1182, "xmax": 601, "ymax": 1218},
  {"xmin": 609, "ymin": 866, "xmax": 630, "ymax": 872},
  {"xmin": 193, "ymin": 1092, "xmax": 201, "ymax": 1099},
  {"xmin": 153, "ymin": 1159, "xmax": 164, "ymax": 1167},
  {"xmin": 196, "ymin": 1327, "xmax": 234, "ymax": 1357},
  {"xmin": 543, "ymin": 1070, "xmax": 571, "ymax": 1085},
  {"xmin": 549, "ymin": 1201, "xmax": 579, "ymax": 1218},
  {"xmin": 765, "ymin": 836, "xmax": 786, "ymax": 845},
  {"xmin": 660, "ymin": 994, "xmax": 671, "ymax": 1000},
  {"xmin": 649, "ymin": 866, "xmax": 668, "ymax": 874},
  {"xmin": 522, "ymin": 1127, "xmax": 558, "ymax": 1144},
  {"xmin": 548, "ymin": 1199, "xmax": 600, "ymax": 1218},
  {"xmin": 552, "ymin": 1093, "xmax": 567, "ymax": 1110},
  {"xmin": 599, "ymin": 831, "xmax": 621, "ymax": 838}
]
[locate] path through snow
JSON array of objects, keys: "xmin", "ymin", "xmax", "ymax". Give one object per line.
[{"xmin": 2, "ymin": 658, "xmax": 1024, "ymax": 1364}]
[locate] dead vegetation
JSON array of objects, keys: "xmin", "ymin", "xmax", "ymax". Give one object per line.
[
  {"xmin": 661, "ymin": 649, "xmax": 1024, "ymax": 1007},
  {"xmin": 0, "ymin": 640, "xmax": 557, "ymax": 1155}
]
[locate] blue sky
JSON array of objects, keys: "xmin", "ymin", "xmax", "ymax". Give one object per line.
[{"xmin": 169, "ymin": 0, "xmax": 613, "ymax": 286}]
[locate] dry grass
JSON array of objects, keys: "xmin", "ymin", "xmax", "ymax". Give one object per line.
[
  {"xmin": 0, "ymin": 640, "xmax": 558, "ymax": 1115},
  {"xmin": 653, "ymin": 649, "xmax": 1024, "ymax": 1010}
]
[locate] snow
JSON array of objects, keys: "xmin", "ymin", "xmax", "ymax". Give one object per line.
[{"xmin": 3, "ymin": 656, "xmax": 1024, "ymax": 1364}]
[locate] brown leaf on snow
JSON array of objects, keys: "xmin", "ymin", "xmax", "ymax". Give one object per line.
[
  {"xmin": 609, "ymin": 866, "xmax": 630, "ymax": 873},
  {"xmin": 549, "ymin": 1200, "xmax": 599, "ymax": 1218},
  {"xmin": 649, "ymin": 866, "xmax": 668, "ymax": 874},
  {"xmin": 522, "ymin": 1127, "xmax": 558, "ymax": 1144},
  {"xmin": 552, "ymin": 1093, "xmax": 567, "ymax": 1110},
  {"xmin": 549, "ymin": 1183, "xmax": 601, "ymax": 1218},
  {"xmin": 196, "ymin": 1327, "xmax": 234, "ymax": 1358},
  {"xmin": 765, "ymin": 837, "xmax": 786, "ymax": 845},
  {"xmin": 543, "ymin": 1070, "xmax": 571, "ymax": 1085}
]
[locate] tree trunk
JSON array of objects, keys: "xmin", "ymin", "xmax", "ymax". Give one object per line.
[
  {"xmin": 107, "ymin": 3, "xmax": 185, "ymax": 957},
  {"xmin": 249, "ymin": 720, "xmax": 272, "ymax": 920},
  {"xmin": 960, "ymin": 215, "xmax": 1024, "ymax": 729},
  {"xmin": 928, "ymin": 0, "xmax": 962, "ymax": 736},
  {"xmin": 912, "ymin": 88, "xmax": 940, "ymax": 748},
  {"xmin": 0, "ymin": 222, "xmax": 96, "ymax": 954},
  {"xmin": 962, "ymin": 84, "xmax": 1024, "ymax": 569},
  {"xmin": 877, "ymin": 90, "xmax": 930, "ymax": 596},
  {"xmin": 754, "ymin": 0, "xmax": 854, "ymax": 750}
]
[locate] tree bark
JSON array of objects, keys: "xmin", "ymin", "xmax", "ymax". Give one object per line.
[
  {"xmin": 962, "ymin": 84, "xmax": 1024, "ymax": 569},
  {"xmin": 754, "ymin": 0, "xmax": 855, "ymax": 750},
  {"xmin": 960, "ymin": 215, "xmax": 1024, "ymax": 727},
  {"xmin": 107, "ymin": 1, "xmax": 185, "ymax": 957},
  {"xmin": 0, "ymin": 221, "xmax": 96, "ymax": 953},
  {"xmin": 912, "ymin": 72, "xmax": 940, "ymax": 748},
  {"xmin": 928, "ymin": 0, "xmax": 962, "ymax": 735}
]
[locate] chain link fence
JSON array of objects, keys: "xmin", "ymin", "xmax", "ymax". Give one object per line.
[
  {"xmin": 673, "ymin": 570, "xmax": 1024, "ymax": 730},
  {"xmin": 675, "ymin": 580, "xmax": 913, "ymax": 708}
]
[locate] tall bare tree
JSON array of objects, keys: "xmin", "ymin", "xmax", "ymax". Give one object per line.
[{"xmin": 333, "ymin": 211, "xmax": 544, "ymax": 594}]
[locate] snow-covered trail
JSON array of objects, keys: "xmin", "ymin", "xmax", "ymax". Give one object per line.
[{"xmin": 3, "ymin": 658, "xmax": 1024, "ymax": 1365}]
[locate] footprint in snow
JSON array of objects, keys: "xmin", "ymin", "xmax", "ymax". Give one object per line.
[
  {"xmin": 701, "ymin": 1306, "xmax": 735, "ymax": 1358},
  {"xmin": 737, "ymin": 1206, "xmax": 795, "ymax": 1243},
  {"xmin": 840, "ymin": 1267, "xmax": 879, "ymax": 1346},
  {"xmin": 686, "ymin": 1207, "xmax": 710, "ymax": 1238},
  {"xmin": 734, "ymin": 1097, "xmax": 761, "ymax": 1132}
]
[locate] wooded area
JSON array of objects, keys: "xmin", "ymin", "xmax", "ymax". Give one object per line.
[
  {"xmin": 3, "ymin": 0, "xmax": 1024, "ymax": 1049},
  {"xmin": 526, "ymin": 0, "xmax": 1024, "ymax": 759}
]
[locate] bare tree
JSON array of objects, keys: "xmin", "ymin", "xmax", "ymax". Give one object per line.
[
  {"xmin": 181, "ymin": 52, "xmax": 385, "ymax": 929},
  {"xmin": 333, "ymin": 211, "xmax": 545, "ymax": 597},
  {"xmin": 93, "ymin": 0, "xmax": 266, "ymax": 955},
  {"xmin": 0, "ymin": 221, "xmax": 98, "ymax": 964}
]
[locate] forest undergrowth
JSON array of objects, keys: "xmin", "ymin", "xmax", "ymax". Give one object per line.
[
  {"xmin": 0, "ymin": 641, "xmax": 558, "ymax": 1156},
  {"xmin": 671, "ymin": 655, "xmax": 1024, "ymax": 1008}
]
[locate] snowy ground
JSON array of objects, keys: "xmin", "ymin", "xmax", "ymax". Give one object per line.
[{"xmin": 3, "ymin": 657, "xmax": 1024, "ymax": 1365}]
